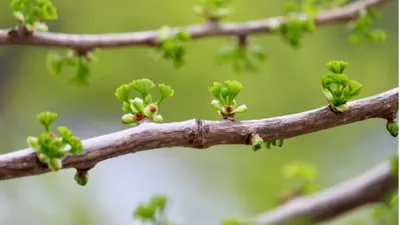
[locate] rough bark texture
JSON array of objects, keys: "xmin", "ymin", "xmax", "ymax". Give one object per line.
[
  {"xmin": 0, "ymin": 88, "xmax": 397, "ymax": 180},
  {"xmin": 253, "ymin": 161, "xmax": 398, "ymax": 225},
  {"xmin": 0, "ymin": 0, "xmax": 390, "ymax": 50}
]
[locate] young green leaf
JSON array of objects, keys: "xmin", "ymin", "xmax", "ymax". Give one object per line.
[
  {"xmin": 67, "ymin": 136, "xmax": 83, "ymax": 155},
  {"xmin": 327, "ymin": 60, "xmax": 348, "ymax": 74},
  {"xmin": 37, "ymin": 111, "xmax": 57, "ymax": 132},
  {"xmin": 149, "ymin": 195, "xmax": 168, "ymax": 212},
  {"xmin": 47, "ymin": 52, "xmax": 65, "ymax": 75},
  {"xmin": 209, "ymin": 82, "xmax": 223, "ymax": 103},
  {"xmin": 57, "ymin": 126, "xmax": 73, "ymax": 141},
  {"xmin": 224, "ymin": 80, "xmax": 243, "ymax": 104},
  {"xmin": 115, "ymin": 84, "xmax": 132, "ymax": 102},
  {"xmin": 133, "ymin": 204, "xmax": 156, "ymax": 221},
  {"xmin": 157, "ymin": 84, "xmax": 174, "ymax": 105},
  {"xmin": 131, "ymin": 78, "xmax": 155, "ymax": 99}
]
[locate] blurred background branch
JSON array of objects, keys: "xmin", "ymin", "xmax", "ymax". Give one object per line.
[
  {"xmin": 0, "ymin": 0, "xmax": 391, "ymax": 50},
  {"xmin": 252, "ymin": 160, "xmax": 397, "ymax": 225}
]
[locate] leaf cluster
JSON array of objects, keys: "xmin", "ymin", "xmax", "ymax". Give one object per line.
[
  {"xmin": 115, "ymin": 78, "xmax": 174, "ymax": 125},
  {"xmin": 278, "ymin": 0, "xmax": 319, "ymax": 48},
  {"xmin": 321, "ymin": 61, "xmax": 362, "ymax": 112},
  {"xmin": 27, "ymin": 112, "xmax": 83, "ymax": 172},
  {"xmin": 348, "ymin": 9, "xmax": 387, "ymax": 43},
  {"xmin": 11, "ymin": 0, "xmax": 57, "ymax": 32},
  {"xmin": 150, "ymin": 27, "xmax": 191, "ymax": 69},
  {"xmin": 193, "ymin": 0, "xmax": 234, "ymax": 21},
  {"xmin": 209, "ymin": 80, "xmax": 247, "ymax": 118},
  {"xmin": 216, "ymin": 38, "xmax": 266, "ymax": 73},
  {"xmin": 47, "ymin": 50, "xmax": 95, "ymax": 85}
]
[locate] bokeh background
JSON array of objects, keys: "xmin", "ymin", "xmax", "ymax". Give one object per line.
[{"xmin": 0, "ymin": 0, "xmax": 398, "ymax": 224}]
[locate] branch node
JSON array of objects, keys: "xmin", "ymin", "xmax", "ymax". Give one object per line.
[
  {"xmin": 186, "ymin": 119, "xmax": 208, "ymax": 149},
  {"xmin": 7, "ymin": 25, "xmax": 30, "ymax": 38}
]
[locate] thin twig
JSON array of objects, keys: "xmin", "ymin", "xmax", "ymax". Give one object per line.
[
  {"xmin": 0, "ymin": 88, "xmax": 397, "ymax": 181},
  {"xmin": 0, "ymin": 0, "xmax": 390, "ymax": 50},
  {"xmin": 252, "ymin": 160, "xmax": 398, "ymax": 224}
]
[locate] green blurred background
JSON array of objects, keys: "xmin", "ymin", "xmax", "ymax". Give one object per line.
[{"xmin": 0, "ymin": 0, "xmax": 398, "ymax": 224}]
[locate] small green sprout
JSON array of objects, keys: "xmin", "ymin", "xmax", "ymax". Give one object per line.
[
  {"xmin": 248, "ymin": 133, "xmax": 264, "ymax": 151},
  {"xmin": 47, "ymin": 50, "xmax": 96, "ymax": 85},
  {"xmin": 193, "ymin": 0, "xmax": 234, "ymax": 21},
  {"xmin": 27, "ymin": 112, "xmax": 83, "ymax": 172},
  {"xmin": 264, "ymin": 139, "xmax": 284, "ymax": 149},
  {"xmin": 216, "ymin": 37, "xmax": 266, "ymax": 73},
  {"xmin": 149, "ymin": 27, "xmax": 191, "ymax": 68},
  {"xmin": 321, "ymin": 60, "xmax": 362, "ymax": 112},
  {"xmin": 209, "ymin": 80, "xmax": 247, "ymax": 119},
  {"xmin": 348, "ymin": 9, "xmax": 387, "ymax": 43},
  {"xmin": 115, "ymin": 78, "xmax": 174, "ymax": 125},
  {"xmin": 133, "ymin": 194, "xmax": 173, "ymax": 224},
  {"xmin": 10, "ymin": 0, "xmax": 57, "ymax": 32},
  {"xmin": 386, "ymin": 119, "xmax": 398, "ymax": 138},
  {"xmin": 74, "ymin": 169, "xmax": 89, "ymax": 186}
]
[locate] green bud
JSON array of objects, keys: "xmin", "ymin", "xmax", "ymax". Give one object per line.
[
  {"xmin": 331, "ymin": 103, "xmax": 349, "ymax": 112},
  {"xmin": 122, "ymin": 114, "xmax": 137, "ymax": 125},
  {"xmin": 233, "ymin": 104, "xmax": 248, "ymax": 114},
  {"xmin": 277, "ymin": 139, "xmax": 284, "ymax": 147},
  {"xmin": 131, "ymin": 97, "xmax": 145, "ymax": 113},
  {"xmin": 27, "ymin": 136, "xmax": 39, "ymax": 149},
  {"xmin": 250, "ymin": 133, "xmax": 264, "ymax": 151},
  {"xmin": 48, "ymin": 158, "xmax": 62, "ymax": 171},
  {"xmin": 38, "ymin": 153, "xmax": 50, "ymax": 164},
  {"xmin": 386, "ymin": 121, "xmax": 399, "ymax": 137},
  {"xmin": 144, "ymin": 104, "xmax": 158, "ymax": 118},
  {"xmin": 265, "ymin": 141, "xmax": 271, "ymax": 149},
  {"xmin": 153, "ymin": 115, "xmax": 163, "ymax": 123},
  {"xmin": 252, "ymin": 139, "xmax": 263, "ymax": 151},
  {"xmin": 74, "ymin": 171, "xmax": 89, "ymax": 186}
]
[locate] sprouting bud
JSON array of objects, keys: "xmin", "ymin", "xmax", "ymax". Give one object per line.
[
  {"xmin": 122, "ymin": 114, "xmax": 137, "ymax": 125},
  {"xmin": 386, "ymin": 121, "xmax": 399, "ymax": 137},
  {"xmin": 249, "ymin": 133, "xmax": 264, "ymax": 151},
  {"xmin": 74, "ymin": 170, "xmax": 89, "ymax": 186},
  {"xmin": 277, "ymin": 139, "xmax": 284, "ymax": 147},
  {"xmin": 27, "ymin": 136, "xmax": 39, "ymax": 149},
  {"xmin": 131, "ymin": 97, "xmax": 145, "ymax": 113},
  {"xmin": 38, "ymin": 153, "xmax": 50, "ymax": 164},
  {"xmin": 153, "ymin": 115, "xmax": 163, "ymax": 123},
  {"xmin": 144, "ymin": 103, "xmax": 158, "ymax": 118}
]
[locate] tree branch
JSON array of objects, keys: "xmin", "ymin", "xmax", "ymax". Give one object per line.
[
  {"xmin": 0, "ymin": 88, "xmax": 397, "ymax": 181},
  {"xmin": 0, "ymin": 0, "xmax": 390, "ymax": 50},
  {"xmin": 252, "ymin": 160, "xmax": 398, "ymax": 225}
]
